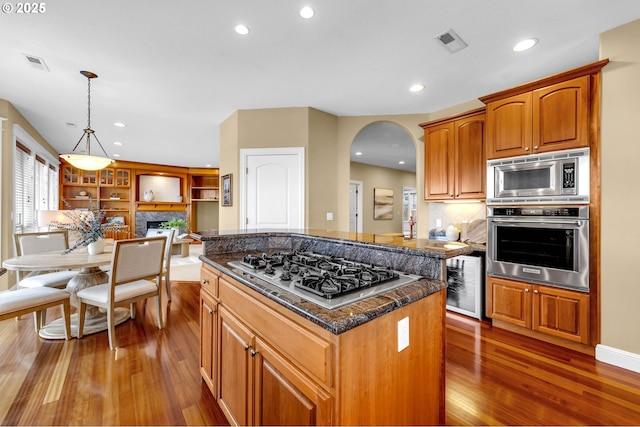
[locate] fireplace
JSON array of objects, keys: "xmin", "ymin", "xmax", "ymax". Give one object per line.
[
  {"xmin": 135, "ymin": 212, "xmax": 187, "ymax": 237},
  {"xmin": 147, "ymin": 221, "xmax": 165, "ymax": 230}
]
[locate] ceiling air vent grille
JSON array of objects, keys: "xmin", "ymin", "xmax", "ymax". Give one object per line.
[
  {"xmin": 22, "ymin": 54, "xmax": 50, "ymax": 71},
  {"xmin": 435, "ymin": 29, "xmax": 468, "ymax": 53}
]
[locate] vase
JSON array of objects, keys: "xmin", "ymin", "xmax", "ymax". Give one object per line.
[
  {"xmin": 144, "ymin": 189, "xmax": 155, "ymax": 202},
  {"xmin": 87, "ymin": 238, "xmax": 105, "ymax": 255},
  {"xmin": 445, "ymin": 223, "xmax": 460, "ymax": 242}
]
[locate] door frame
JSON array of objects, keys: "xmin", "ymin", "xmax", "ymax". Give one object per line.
[
  {"xmin": 349, "ymin": 180, "xmax": 363, "ymax": 233},
  {"xmin": 239, "ymin": 147, "xmax": 305, "ymax": 231}
]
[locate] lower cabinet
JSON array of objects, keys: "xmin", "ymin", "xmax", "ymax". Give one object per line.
[
  {"xmin": 217, "ymin": 306, "xmax": 332, "ymax": 426},
  {"xmin": 199, "ymin": 290, "xmax": 218, "ymax": 396},
  {"xmin": 488, "ymin": 276, "xmax": 590, "ymax": 344}
]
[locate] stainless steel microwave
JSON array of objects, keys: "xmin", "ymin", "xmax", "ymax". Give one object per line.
[{"xmin": 486, "ymin": 148, "xmax": 590, "ymax": 205}]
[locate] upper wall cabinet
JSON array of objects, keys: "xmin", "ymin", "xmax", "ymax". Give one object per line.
[
  {"xmin": 420, "ymin": 109, "xmax": 486, "ymax": 201},
  {"xmin": 480, "ymin": 59, "xmax": 609, "ymax": 160}
]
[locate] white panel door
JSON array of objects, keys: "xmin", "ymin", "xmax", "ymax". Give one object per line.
[{"xmin": 242, "ymin": 148, "xmax": 304, "ymax": 230}]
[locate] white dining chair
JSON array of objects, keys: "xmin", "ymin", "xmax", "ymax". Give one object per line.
[
  {"xmin": 0, "ymin": 287, "xmax": 72, "ymax": 340},
  {"xmin": 76, "ymin": 236, "xmax": 166, "ymax": 350},
  {"xmin": 13, "ymin": 230, "xmax": 78, "ymax": 289},
  {"xmin": 145, "ymin": 228, "xmax": 175, "ymax": 301}
]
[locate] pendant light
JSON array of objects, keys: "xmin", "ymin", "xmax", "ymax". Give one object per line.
[{"xmin": 59, "ymin": 71, "xmax": 114, "ymax": 171}]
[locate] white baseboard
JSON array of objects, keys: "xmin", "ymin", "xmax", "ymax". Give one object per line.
[{"xmin": 595, "ymin": 344, "xmax": 640, "ymax": 373}]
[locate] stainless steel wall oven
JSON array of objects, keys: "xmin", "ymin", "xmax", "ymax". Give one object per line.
[{"xmin": 487, "ymin": 206, "xmax": 589, "ymax": 292}]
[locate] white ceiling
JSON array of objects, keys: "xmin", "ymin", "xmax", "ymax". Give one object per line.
[{"xmin": 2, "ymin": 1, "xmax": 640, "ymax": 170}]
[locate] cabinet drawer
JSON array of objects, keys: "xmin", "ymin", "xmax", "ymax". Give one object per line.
[
  {"xmin": 219, "ymin": 276, "xmax": 332, "ymax": 387},
  {"xmin": 201, "ymin": 264, "xmax": 219, "ymax": 297}
]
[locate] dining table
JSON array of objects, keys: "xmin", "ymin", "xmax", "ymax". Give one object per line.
[{"xmin": 2, "ymin": 240, "xmax": 130, "ymax": 339}]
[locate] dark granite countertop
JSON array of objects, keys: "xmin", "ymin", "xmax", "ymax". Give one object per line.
[
  {"xmin": 193, "ymin": 228, "xmax": 474, "ymax": 259},
  {"xmin": 196, "ymin": 229, "xmax": 473, "ymax": 335},
  {"xmin": 202, "ymin": 252, "xmax": 447, "ymax": 335}
]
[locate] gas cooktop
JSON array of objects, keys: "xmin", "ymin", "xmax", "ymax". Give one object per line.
[{"xmin": 227, "ymin": 251, "xmax": 421, "ymax": 310}]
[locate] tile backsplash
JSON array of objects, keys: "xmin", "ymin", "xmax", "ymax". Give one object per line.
[{"xmin": 428, "ymin": 202, "xmax": 486, "ymax": 230}]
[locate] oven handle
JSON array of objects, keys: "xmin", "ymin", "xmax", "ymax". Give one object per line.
[{"xmin": 489, "ymin": 218, "xmax": 586, "ymax": 227}]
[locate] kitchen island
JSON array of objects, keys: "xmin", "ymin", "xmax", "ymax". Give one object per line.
[{"xmin": 194, "ymin": 229, "xmax": 472, "ymax": 426}]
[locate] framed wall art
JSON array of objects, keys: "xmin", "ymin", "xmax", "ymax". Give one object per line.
[
  {"xmin": 373, "ymin": 188, "xmax": 393, "ymax": 220},
  {"xmin": 222, "ymin": 174, "xmax": 232, "ymax": 207}
]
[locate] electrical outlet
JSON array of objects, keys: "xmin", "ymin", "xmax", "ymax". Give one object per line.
[
  {"xmin": 397, "ymin": 317, "xmax": 409, "ymax": 352},
  {"xmin": 436, "ymin": 219, "xmax": 442, "ymax": 227},
  {"xmin": 326, "ymin": 212, "xmax": 333, "ymax": 221}
]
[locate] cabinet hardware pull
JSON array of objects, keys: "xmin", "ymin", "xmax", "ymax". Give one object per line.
[
  {"xmin": 250, "ymin": 349, "xmax": 259, "ymax": 357},
  {"xmin": 525, "ymin": 288, "xmax": 530, "ymax": 293},
  {"xmin": 533, "ymin": 145, "xmax": 539, "ymax": 149},
  {"xmin": 244, "ymin": 344, "xmax": 251, "ymax": 351},
  {"xmin": 203, "ymin": 278, "xmax": 209, "ymax": 285},
  {"xmin": 524, "ymin": 147, "xmax": 530, "ymax": 151},
  {"xmin": 533, "ymin": 290, "xmax": 539, "ymax": 294},
  {"xmin": 203, "ymin": 303, "xmax": 213, "ymax": 314}
]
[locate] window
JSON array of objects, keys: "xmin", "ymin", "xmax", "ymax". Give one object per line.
[{"xmin": 13, "ymin": 125, "xmax": 59, "ymax": 232}]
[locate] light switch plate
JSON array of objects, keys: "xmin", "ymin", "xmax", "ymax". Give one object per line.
[
  {"xmin": 326, "ymin": 212, "xmax": 333, "ymax": 221},
  {"xmin": 398, "ymin": 317, "xmax": 409, "ymax": 352}
]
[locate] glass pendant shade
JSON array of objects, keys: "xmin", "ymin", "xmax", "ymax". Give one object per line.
[
  {"xmin": 60, "ymin": 153, "xmax": 114, "ymax": 171},
  {"xmin": 59, "ymin": 71, "xmax": 113, "ymax": 171}
]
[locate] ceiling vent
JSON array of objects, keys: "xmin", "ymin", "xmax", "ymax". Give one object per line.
[
  {"xmin": 22, "ymin": 54, "xmax": 50, "ymax": 71},
  {"xmin": 434, "ymin": 29, "xmax": 468, "ymax": 53}
]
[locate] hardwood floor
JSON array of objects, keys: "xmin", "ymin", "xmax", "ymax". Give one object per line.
[{"xmin": 0, "ymin": 281, "xmax": 639, "ymax": 426}]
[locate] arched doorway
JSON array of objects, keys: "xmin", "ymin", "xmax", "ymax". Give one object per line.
[{"xmin": 349, "ymin": 122, "xmax": 417, "ymax": 236}]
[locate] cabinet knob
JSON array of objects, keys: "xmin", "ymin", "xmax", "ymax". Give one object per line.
[
  {"xmin": 243, "ymin": 343, "xmax": 251, "ymax": 351},
  {"xmin": 524, "ymin": 288, "xmax": 529, "ymax": 293},
  {"xmin": 250, "ymin": 349, "xmax": 259, "ymax": 357},
  {"xmin": 202, "ymin": 278, "xmax": 209, "ymax": 285},
  {"xmin": 533, "ymin": 145, "xmax": 539, "ymax": 150},
  {"xmin": 533, "ymin": 289, "xmax": 539, "ymax": 294},
  {"xmin": 524, "ymin": 147, "xmax": 530, "ymax": 151}
]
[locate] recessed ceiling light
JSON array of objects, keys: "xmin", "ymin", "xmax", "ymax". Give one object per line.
[
  {"xmin": 398, "ymin": 161, "xmax": 405, "ymax": 165},
  {"xmin": 113, "ymin": 141, "xmax": 123, "ymax": 146},
  {"xmin": 235, "ymin": 24, "xmax": 250, "ymax": 35},
  {"xmin": 112, "ymin": 153, "xmax": 120, "ymax": 157},
  {"xmin": 513, "ymin": 38, "xmax": 538, "ymax": 52},
  {"xmin": 409, "ymin": 83, "xmax": 425, "ymax": 92},
  {"xmin": 206, "ymin": 164, "xmax": 212, "ymax": 167},
  {"xmin": 355, "ymin": 152, "xmax": 362, "ymax": 156},
  {"xmin": 113, "ymin": 122, "xmax": 126, "ymax": 128},
  {"xmin": 300, "ymin": 6, "xmax": 314, "ymax": 19}
]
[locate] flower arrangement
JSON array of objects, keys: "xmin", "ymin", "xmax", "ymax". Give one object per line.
[{"xmin": 51, "ymin": 200, "xmax": 117, "ymax": 254}]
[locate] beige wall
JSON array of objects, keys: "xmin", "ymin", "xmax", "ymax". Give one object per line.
[
  {"xmin": 0, "ymin": 99, "xmax": 59, "ymax": 291},
  {"xmin": 350, "ymin": 162, "xmax": 416, "ymax": 234},
  {"xmin": 218, "ymin": 107, "xmax": 340, "ymax": 231},
  {"xmin": 600, "ymin": 19, "xmax": 640, "ymax": 355}
]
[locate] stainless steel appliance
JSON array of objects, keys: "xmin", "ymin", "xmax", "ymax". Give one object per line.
[
  {"xmin": 446, "ymin": 254, "xmax": 484, "ymax": 320},
  {"xmin": 487, "ymin": 206, "xmax": 589, "ymax": 292},
  {"xmin": 228, "ymin": 251, "xmax": 420, "ymax": 310},
  {"xmin": 486, "ymin": 148, "xmax": 589, "ymax": 204}
]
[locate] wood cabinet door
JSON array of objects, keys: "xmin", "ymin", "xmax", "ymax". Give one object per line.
[
  {"xmin": 532, "ymin": 286, "xmax": 589, "ymax": 344},
  {"xmin": 454, "ymin": 113, "xmax": 486, "ymax": 199},
  {"xmin": 486, "ymin": 92, "xmax": 533, "ymax": 159},
  {"xmin": 424, "ymin": 122, "xmax": 454, "ymax": 200},
  {"xmin": 532, "ymin": 76, "xmax": 590, "ymax": 153},
  {"xmin": 488, "ymin": 276, "xmax": 532, "ymax": 328},
  {"xmin": 218, "ymin": 307, "xmax": 255, "ymax": 427},
  {"xmin": 199, "ymin": 290, "xmax": 217, "ymax": 396},
  {"xmin": 253, "ymin": 337, "xmax": 332, "ymax": 426}
]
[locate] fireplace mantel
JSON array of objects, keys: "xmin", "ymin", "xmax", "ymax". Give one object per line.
[{"xmin": 136, "ymin": 202, "xmax": 187, "ymax": 212}]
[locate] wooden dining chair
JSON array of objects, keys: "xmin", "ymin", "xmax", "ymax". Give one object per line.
[
  {"xmin": 13, "ymin": 230, "xmax": 78, "ymax": 289},
  {"xmin": 145, "ymin": 228, "xmax": 175, "ymax": 301},
  {"xmin": 76, "ymin": 236, "xmax": 166, "ymax": 350}
]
